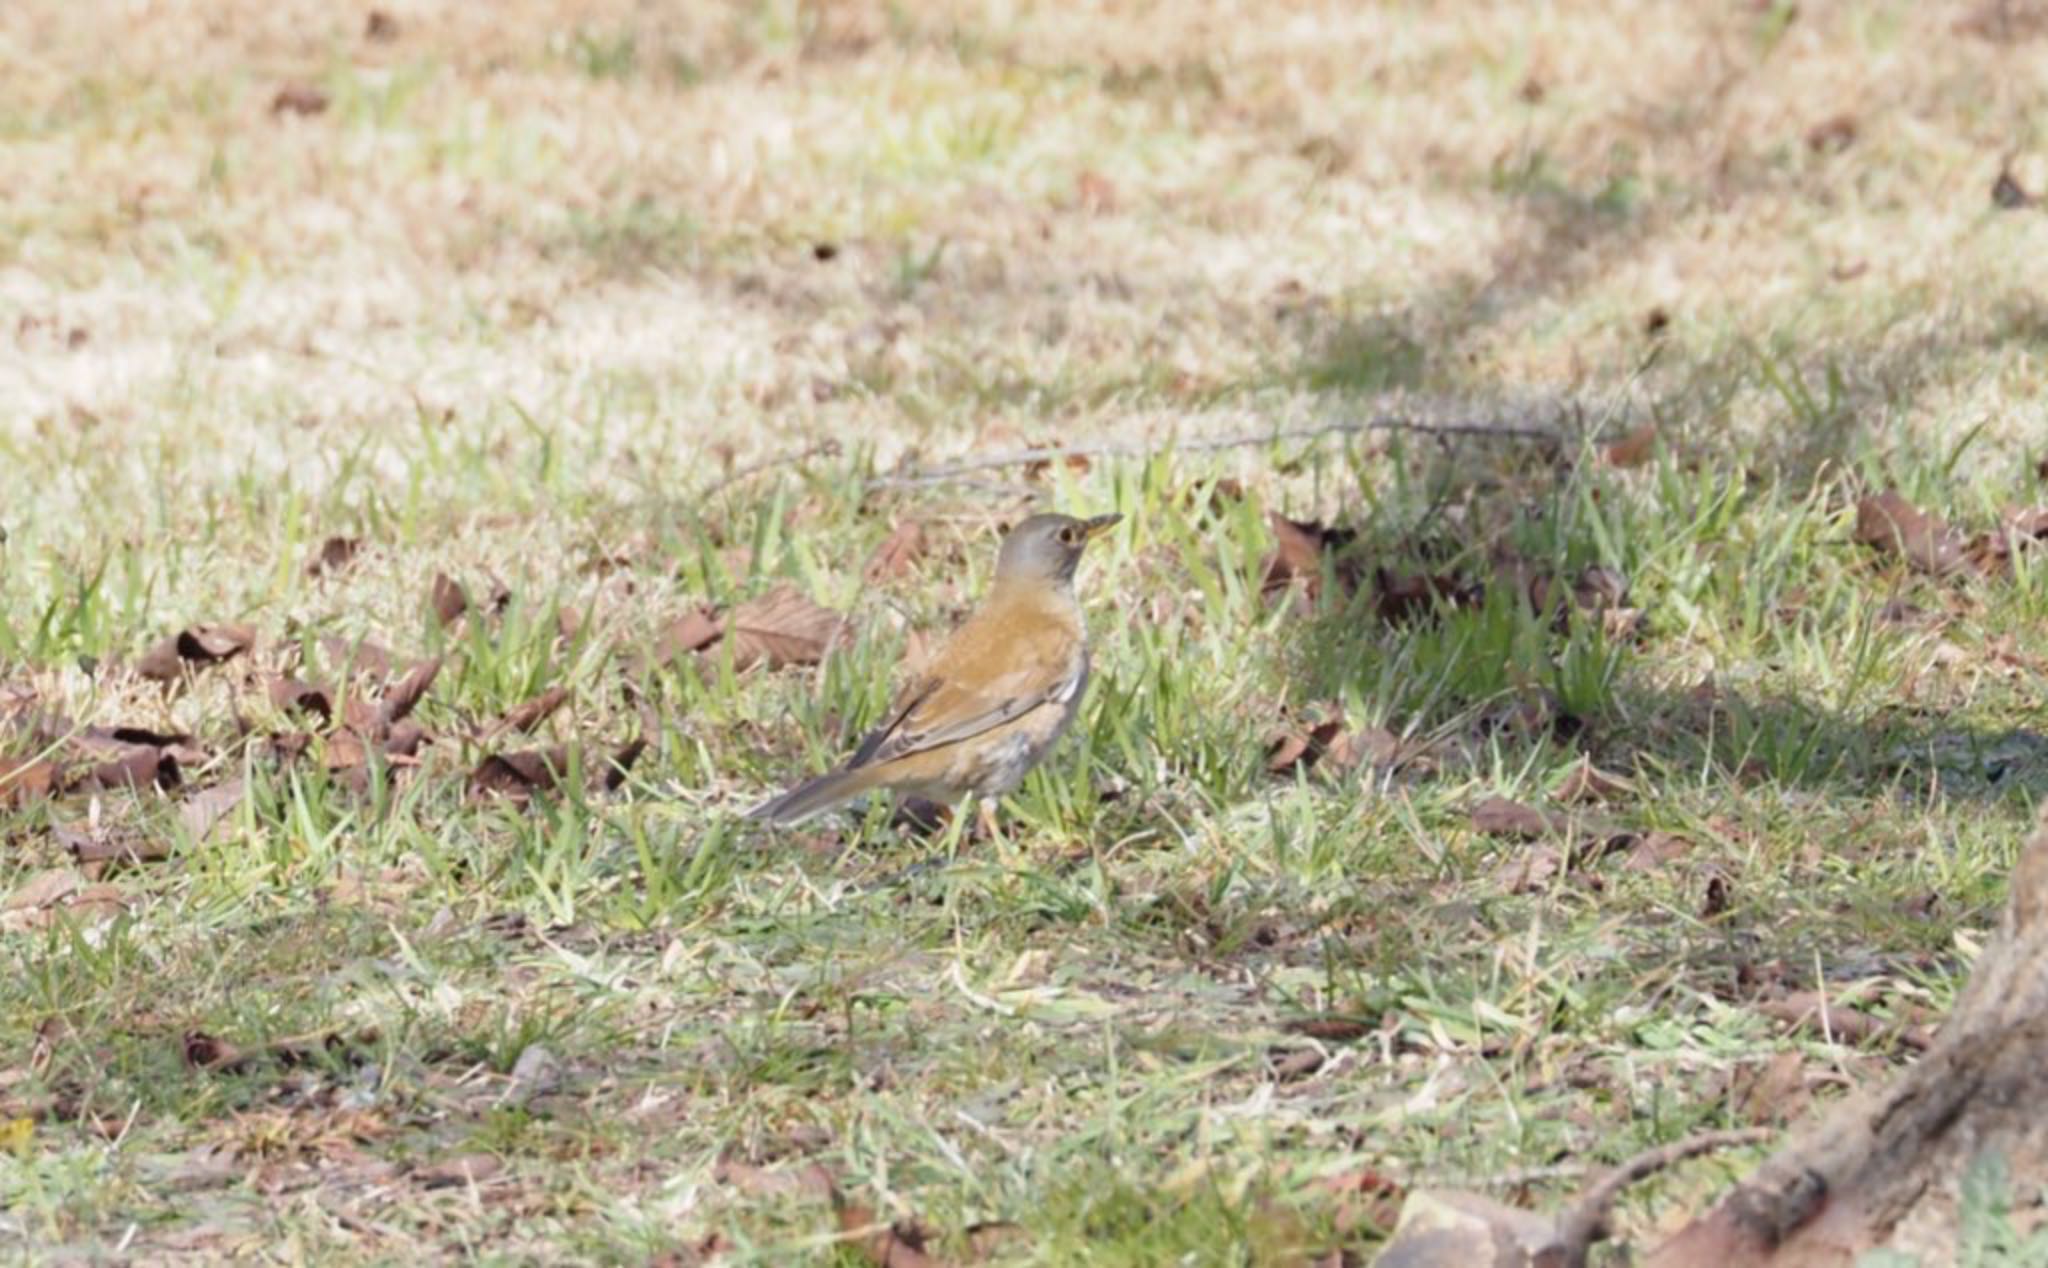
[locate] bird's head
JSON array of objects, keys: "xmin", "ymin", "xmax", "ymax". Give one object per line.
[{"xmin": 994, "ymin": 512, "xmax": 1121, "ymax": 588}]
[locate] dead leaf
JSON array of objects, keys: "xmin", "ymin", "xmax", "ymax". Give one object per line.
[
  {"xmin": 80, "ymin": 744, "xmax": 179, "ymax": 792},
  {"xmin": 1854, "ymin": 490, "xmax": 1966, "ymax": 574},
  {"xmin": 863, "ymin": 521, "xmax": 927, "ymax": 583},
  {"xmin": 724, "ymin": 585, "xmax": 847, "ymax": 671},
  {"xmin": 413, "ymin": 1152, "xmax": 503, "ymax": 1189},
  {"xmin": 1602, "ymin": 423, "xmax": 1659, "ymax": 468},
  {"xmin": 1736, "ymin": 1049, "xmax": 1810, "ymax": 1125},
  {"xmin": 364, "ymin": 8, "xmax": 399, "ymax": 40},
  {"xmin": 1076, "ymin": 168, "xmax": 1118, "ymax": 213},
  {"xmin": 1284, "ymin": 1015, "xmax": 1374, "ymax": 1042},
  {"xmin": 1805, "ymin": 114, "xmax": 1858, "ymax": 152},
  {"xmin": 0, "ymin": 868, "xmax": 126, "ymax": 931},
  {"xmin": 1624, "ymin": 831, "xmax": 1693, "ymax": 872},
  {"xmin": 469, "ymin": 747, "xmax": 571, "ymax": 802},
  {"xmin": 182, "ymin": 1031, "xmax": 246, "ymax": 1072},
  {"xmin": 270, "ymin": 83, "xmax": 328, "ymax": 116},
  {"xmin": 713, "ymin": 1156, "xmax": 839, "ymax": 1202},
  {"xmin": 268, "ymin": 676, "xmax": 333, "ymax": 723},
  {"xmin": 656, "ymin": 606, "xmax": 725, "ymax": 662},
  {"xmin": 1265, "ymin": 716, "xmax": 1346, "ymax": 776},
  {"xmin": 839, "ymin": 1204, "xmax": 941, "ymax": 1268},
  {"xmin": 484, "ymin": 686, "xmax": 569, "ymax": 740},
  {"xmin": 430, "ymin": 573, "xmax": 468, "ymax": 626},
  {"xmin": 1375, "ymin": 1189, "xmax": 1564, "ymax": 1268},
  {"xmin": 1325, "ymin": 723, "xmax": 1402, "ymax": 772},
  {"xmin": 1262, "ymin": 513, "xmax": 1357, "ymax": 600},
  {"xmin": 598, "ymin": 737, "xmax": 646, "ymax": 792},
  {"xmin": 1373, "ymin": 568, "xmax": 1477, "ymax": 624},
  {"xmin": 56, "ymin": 823, "xmax": 171, "ymax": 870},
  {"xmin": 1756, "ymin": 990, "xmax": 1930, "ymax": 1051},
  {"xmin": 1492, "ymin": 842, "xmax": 1565, "ymax": 893},
  {"xmin": 379, "ymin": 658, "xmax": 441, "ymax": 726},
  {"xmin": 305, "ymin": 537, "xmax": 360, "ymax": 577},
  {"xmin": 1320, "ymin": 1168, "xmax": 1406, "ymax": 1236},
  {"xmin": 1470, "ymin": 796, "xmax": 1559, "ymax": 839},
  {"xmin": 136, "ymin": 624, "xmax": 256, "ymax": 682},
  {"xmin": 0, "ymin": 756, "xmax": 59, "ymax": 807},
  {"xmin": 319, "ymin": 636, "xmax": 393, "ymax": 681},
  {"xmin": 1553, "ymin": 760, "xmax": 1633, "ymax": 805},
  {"xmin": 180, "ymin": 779, "xmax": 246, "ymax": 843},
  {"xmin": 1994, "ymin": 163, "xmax": 2035, "ymax": 209}
]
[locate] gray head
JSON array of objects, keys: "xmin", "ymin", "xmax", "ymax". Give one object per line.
[{"xmin": 994, "ymin": 512, "xmax": 1121, "ymax": 587}]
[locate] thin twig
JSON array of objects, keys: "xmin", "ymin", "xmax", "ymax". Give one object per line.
[
  {"xmin": 871, "ymin": 412, "xmax": 1564, "ymax": 488},
  {"xmin": 699, "ymin": 439, "xmax": 843, "ymax": 501},
  {"xmin": 1554, "ymin": 1127, "xmax": 1775, "ymax": 1266}
]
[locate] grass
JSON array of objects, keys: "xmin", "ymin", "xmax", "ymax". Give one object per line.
[{"xmin": 6, "ymin": 0, "xmax": 2048, "ymax": 1262}]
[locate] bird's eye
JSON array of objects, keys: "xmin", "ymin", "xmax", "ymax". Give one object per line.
[{"xmin": 1059, "ymin": 527, "xmax": 1078, "ymax": 545}]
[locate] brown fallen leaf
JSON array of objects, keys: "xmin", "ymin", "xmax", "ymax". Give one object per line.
[
  {"xmin": 1602, "ymin": 423, "xmax": 1659, "ymax": 468},
  {"xmin": 713, "ymin": 1156, "xmax": 839, "ymax": 1202},
  {"xmin": 1375, "ymin": 1189, "xmax": 1563, "ymax": 1267},
  {"xmin": 1805, "ymin": 113, "xmax": 1857, "ymax": 153},
  {"xmin": 182, "ymin": 1031, "xmax": 246, "ymax": 1072},
  {"xmin": 0, "ymin": 868, "xmax": 127, "ymax": 931},
  {"xmin": 0, "ymin": 756, "xmax": 59, "ymax": 807},
  {"xmin": 1492, "ymin": 842, "xmax": 1565, "ymax": 893},
  {"xmin": 430, "ymin": 572, "xmax": 468, "ymax": 626},
  {"xmin": 319, "ymin": 636, "xmax": 393, "ymax": 682},
  {"xmin": 413, "ymin": 1152, "xmax": 504, "ymax": 1189},
  {"xmin": 1736, "ymin": 1049, "xmax": 1810, "ymax": 1125},
  {"xmin": 378, "ymin": 657, "xmax": 441, "ymax": 726},
  {"xmin": 470, "ymin": 747, "xmax": 570, "ymax": 801},
  {"xmin": 1553, "ymin": 760, "xmax": 1633, "ymax": 805},
  {"xmin": 656, "ymin": 606, "xmax": 725, "ymax": 662},
  {"xmin": 270, "ymin": 83, "xmax": 329, "ymax": 116},
  {"xmin": 268, "ymin": 675, "xmax": 334, "ymax": 723},
  {"xmin": 1262, "ymin": 513, "xmax": 1358, "ymax": 600},
  {"xmin": 484, "ymin": 686, "xmax": 570, "ymax": 740},
  {"xmin": 1319, "ymin": 1167, "xmax": 1406, "ymax": 1236},
  {"xmin": 1756, "ymin": 989, "xmax": 1930, "ymax": 1051},
  {"xmin": 136, "ymin": 624, "xmax": 256, "ymax": 682},
  {"xmin": 1994, "ymin": 163, "xmax": 2034, "ymax": 209},
  {"xmin": 56, "ymin": 823, "xmax": 171, "ymax": 870},
  {"xmin": 863, "ymin": 521, "xmax": 928, "ymax": 583},
  {"xmin": 364, "ymin": 8, "xmax": 399, "ymax": 40},
  {"xmin": 838, "ymin": 1204, "xmax": 942, "ymax": 1268},
  {"xmin": 1623, "ymin": 831, "xmax": 1693, "ymax": 872},
  {"xmin": 1284, "ymin": 1015, "xmax": 1375, "ymax": 1042},
  {"xmin": 724, "ymin": 585, "xmax": 848, "ymax": 671},
  {"xmin": 1373, "ymin": 567, "xmax": 1477, "ymax": 624},
  {"xmin": 1470, "ymin": 796, "xmax": 1559, "ymax": 839},
  {"xmin": 305, "ymin": 536, "xmax": 360, "ymax": 577},
  {"xmin": 599, "ymin": 737, "xmax": 646, "ymax": 792},
  {"xmin": 180, "ymin": 779, "xmax": 247, "ymax": 843},
  {"xmin": 1854, "ymin": 490, "xmax": 1965, "ymax": 574},
  {"xmin": 79, "ymin": 744, "xmax": 180, "ymax": 792},
  {"xmin": 1265, "ymin": 716, "xmax": 1346, "ymax": 776}
]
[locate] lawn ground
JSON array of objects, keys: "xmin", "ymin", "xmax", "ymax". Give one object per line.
[{"xmin": 6, "ymin": 1, "xmax": 2048, "ymax": 1262}]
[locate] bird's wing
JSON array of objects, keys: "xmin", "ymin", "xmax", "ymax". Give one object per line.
[{"xmin": 847, "ymin": 605, "xmax": 1084, "ymax": 769}]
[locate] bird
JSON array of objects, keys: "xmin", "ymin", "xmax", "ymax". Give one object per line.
[{"xmin": 747, "ymin": 511, "xmax": 1121, "ymax": 829}]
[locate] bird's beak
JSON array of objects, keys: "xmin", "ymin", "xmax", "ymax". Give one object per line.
[{"xmin": 1080, "ymin": 513, "xmax": 1122, "ymax": 541}]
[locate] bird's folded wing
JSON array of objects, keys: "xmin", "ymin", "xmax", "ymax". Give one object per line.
[{"xmin": 849, "ymin": 656, "xmax": 1083, "ymax": 769}]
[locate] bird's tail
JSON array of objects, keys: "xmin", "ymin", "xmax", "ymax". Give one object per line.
[{"xmin": 745, "ymin": 765, "xmax": 884, "ymax": 826}]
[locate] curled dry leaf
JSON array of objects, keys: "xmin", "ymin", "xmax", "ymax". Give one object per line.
[
  {"xmin": 0, "ymin": 756, "xmax": 59, "ymax": 807},
  {"xmin": 1755, "ymin": 989, "xmax": 1931, "ymax": 1052},
  {"xmin": 863, "ymin": 520, "xmax": 927, "ymax": 583},
  {"xmin": 412, "ymin": 1152, "xmax": 504, "ymax": 1189},
  {"xmin": 379, "ymin": 657, "xmax": 441, "ymax": 727},
  {"xmin": 270, "ymin": 83, "xmax": 328, "ymax": 116},
  {"xmin": 1470, "ymin": 796, "xmax": 1560, "ymax": 839},
  {"xmin": 713, "ymin": 1156, "xmax": 839, "ymax": 1202},
  {"xmin": 56, "ymin": 822, "xmax": 172, "ymax": 870},
  {"xmin": 1736, "ymin": 1049, "xmax": 1811, "ymax": 1125},
  {"xmin": 180, "ymin": 778, "xmax": 247, "ymax": 844},
  {"xmin": 269, "ymin": 675, "xmax": 333, "ymax": 723},
  {"xmin": 182, "ymin": 1031, "xmax": 245, "ymax": 1072},
  {"xmin": 656, "ymin": 606, "xmax": 725, "ymax": 662},
  {"xmin": 724, "ymin": 585, "xmax": 848, "ymax": 671},
  {"xmin": 838, "ymin": 1203, "xmax": 942, "ymax": 1268},
  {"xmin": 1553, "ymin": 760, "xmax": 1633, "ymax": 805},
  {"xmin": 1265, "ymin": 716, "xmax": 1347, "ymax": 776},
  {"xmin": 430, "ymin": 573, "xmax": 468, "ymax": 626},
  {"xmin": 469, "ymin": 739, "xmax": 643, "ymax": 803},
  {"xmin": 1853, "ymin": 490, "xmax": 1965, "ymax": 575},
  {"xmin": 136, "ymin": 624, "xmax": 256, "ymax": 682},
  {"xmin": 305, "ymin": 536, "xmax": 360, "ymax": 577},
  {"xmin": 319, "ymin": 636, "xmax": 393, "ymax": 682},
  {"xmin": 1374, "ymin": 567, "xmax": 1478, "ymax": 624},
  {"xmin": 0, "ymin": 867, "xmax": 127, "ymax": 932},
  {"xmin": 1624, "ymin": 831, "xmax": 1693, "ymax": 872},
  {"xmin": 484, "ymin": 686, "xmax": 570, "ymax": 740},
  {"xmin": 1602, "ymin": 423, "xmax": 1659, "ymax": 468},
  {"xmin": 79, "ymin": 743, "xmax": 180, "ymax": 792},
  {"xmin": 1262, "ymin": 512, "xmax": 1358, "ymax": 600}
]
